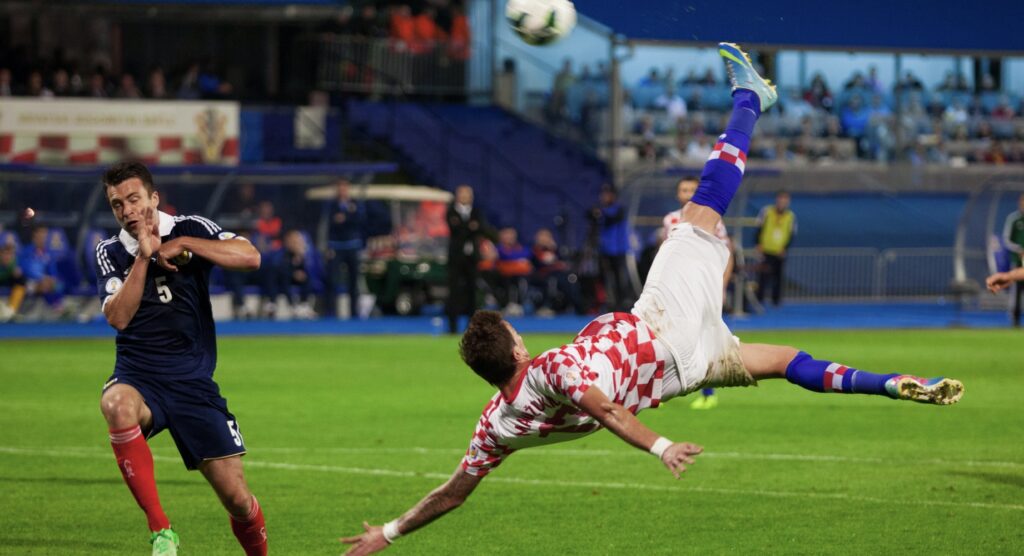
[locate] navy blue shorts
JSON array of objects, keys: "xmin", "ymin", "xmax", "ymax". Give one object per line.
[{"xmin": 103, "ymin": 373, "xmax": 246, "ymax": 470}]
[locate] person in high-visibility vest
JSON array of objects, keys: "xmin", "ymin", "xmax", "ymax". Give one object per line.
[{"xmin": 755, "ymin": 191, "xmax": 797, "ymax": 306}]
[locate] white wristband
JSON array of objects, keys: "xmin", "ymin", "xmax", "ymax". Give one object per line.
[
  {"xmin": 649, "ymin": 437, "xmax": 672, "ymax": 458},
  {"xmin": 382, "ymin": 520, "xmax": 402, "ymax": 544}
]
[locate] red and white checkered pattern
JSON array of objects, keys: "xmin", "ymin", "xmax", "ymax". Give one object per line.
[
  {"xmin": 707, "ymin": 141, "xmax": 746, "ymax": 173},
  {"xmin": 0, "ymin": 133, "xmax": 239, "ymax": 165},
  {"xmin": 823, "ymin": 363, "xmax": 849, "ymax": 392},
  {"xmin": 461, "ymin": 313, "xmax": 668, "ymax": 477}
]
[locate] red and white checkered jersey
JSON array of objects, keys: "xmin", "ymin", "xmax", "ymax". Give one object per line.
[
  {"xmin": 461, "ymin": 312, "xmax": 669, "ymax": 477},
  {"xmin": 664, "ymin": 209, "xmax": 729, "ymax": 242}
]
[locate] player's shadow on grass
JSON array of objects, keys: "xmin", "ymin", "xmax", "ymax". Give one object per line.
[
  {"xmin": 0, "ymin": 476, "xmax": 200, "ymax": 487},
  {"xmin": 948, "ymin": 470, "xmax": 1024, "ymax": 489}
]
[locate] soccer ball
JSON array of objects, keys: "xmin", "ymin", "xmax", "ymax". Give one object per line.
[{"xmin": 506, "ymin": 0, "xmax": 577, "ymax": 46}]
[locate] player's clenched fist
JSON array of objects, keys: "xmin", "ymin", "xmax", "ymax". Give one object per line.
[
  {"xmin": 660, "ymin": 442, "xmax": 703, "ymax": 479},
  {"xmin": 341, "ymin": 521, "xmax": 390, "ymax": 555}
]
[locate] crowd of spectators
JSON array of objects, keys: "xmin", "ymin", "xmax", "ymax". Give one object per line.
[
  {"xmin": 320, "ymin": 0, "xmax": 470, "ymax": 60},
  {"xmin": 547, "ymin": 59, "xmax": 1024, "ymax": 166},
  {"xmin": 0, "ymin": 61, "xmax": 234, "ymax": 101}
]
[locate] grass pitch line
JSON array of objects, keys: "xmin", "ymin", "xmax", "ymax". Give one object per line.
[
  {"xmin": 2, "ymin": 446, "xmax": 1023, "ymax": 513},
  {"xmin": 250, "ymin": 445, "xmax": 1024, "ymax": 470}
]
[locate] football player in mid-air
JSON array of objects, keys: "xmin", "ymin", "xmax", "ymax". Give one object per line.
[
  {"xmin": 96, "ymin": 161, "xmax": 268, "ymax": 556},
  {"xmin": 340, "ymin": 43, "xmax": 964, "ymax": 555}
]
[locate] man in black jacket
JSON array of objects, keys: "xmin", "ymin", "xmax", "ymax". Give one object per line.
[{"xmin": 446, "ymin": 184, "xmax": 495, "ymax": 334}]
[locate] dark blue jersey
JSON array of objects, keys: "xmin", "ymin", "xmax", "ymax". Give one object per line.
[{"xmin": 95, "ymin": 212, "xmax": 239, "ymax": 380}]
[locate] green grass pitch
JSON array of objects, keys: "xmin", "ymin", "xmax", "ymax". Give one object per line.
[{"xmin": 1, "ymin": 329, "xmax": 1022, "ymax": 554}]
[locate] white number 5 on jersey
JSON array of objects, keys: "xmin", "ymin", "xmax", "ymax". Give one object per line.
[
  {"xmin": 154, "ymin": 276, "xmax": 173, "ymax": 303},
  {"xmin": 226, "ymin": 420, "xmax": 244, "ymax": 447}
]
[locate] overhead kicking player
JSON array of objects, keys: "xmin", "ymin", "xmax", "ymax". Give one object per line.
[
  {"xmin": 340, "ymin": 43, "xmax": 964, "ymax": 555},
  {"xmin": 96, "ymin": 161, "xmax": 268, "ymax": 556}
]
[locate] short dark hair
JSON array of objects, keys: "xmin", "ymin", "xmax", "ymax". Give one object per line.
[
  {"xmin": 679, "ymin": 175, "xmax": 699, "ymax": 183},
  {"xmin": 102, "ymin": 161, "xmax": 156, "ymax": 193},
  {"xmin": 459, "ymin": 310, "xmax": 517, "ymax": 386}
]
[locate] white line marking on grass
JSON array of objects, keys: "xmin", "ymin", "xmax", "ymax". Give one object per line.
[
  {"xmin": 2, "ymin": 446, "xmax": 1022, "ymax": 513},
  {"xmin": 249, "ymin": 445, "xmax": 1024, "ymax": 470}
]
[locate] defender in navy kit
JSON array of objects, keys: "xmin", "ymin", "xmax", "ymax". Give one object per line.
[{"xmin": 96, "ymin": 161, "xmax": 268, "ymax": 556}]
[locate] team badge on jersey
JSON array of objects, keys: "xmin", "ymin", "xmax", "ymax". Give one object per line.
[
  {"xmin": 218, "ymin": 231, "xmax": 237, "ymax": 241},
  {"xmin": 105, "ymin": 277, "xmax": 124, "ymax": 295}
]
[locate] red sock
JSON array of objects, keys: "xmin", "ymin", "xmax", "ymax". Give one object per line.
[
  {"xmin": 230, "ymin": 495, "xmax": 268, "ymax": 556},
  {"xmin": 109, "ymin": 425, "xmax": 171, "ymax": 532}
]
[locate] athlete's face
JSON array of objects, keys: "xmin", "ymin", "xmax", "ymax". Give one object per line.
[
  {"xmin": 677, "ymin": 179, "xmax": 698, "ymax": 206},
  {"xmin": 503, "ymin": 321, "xmax": 528, "ymax": 362},
  {"xmin": 107, "ymin": 178, "xmax": 159, "ymax": 238}
]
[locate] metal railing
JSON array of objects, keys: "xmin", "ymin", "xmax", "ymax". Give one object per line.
[
  {"xmin": 753, "ymin": 247, "xmax": 988, "ymax": 301},
  {"xmin": 316, "ymin": 35, "xmax": 481, "ymax": 96}
]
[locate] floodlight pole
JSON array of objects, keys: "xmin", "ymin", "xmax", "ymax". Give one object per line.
[{"xmin": 608, "ymin": 35, "xmax": 633, "ymax": 187}]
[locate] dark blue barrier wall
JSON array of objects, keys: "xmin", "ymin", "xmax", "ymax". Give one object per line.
[
  {"xmin": 580, "ymin": 0, "xmax": 1024, "ymax": 52},
  {"xmin": 743, "ymin": 193, "xmax": 968, "ymax": 249},
  {"xmin": 240, "ymin": 107, "xmax": 343, "ymax": 163}
]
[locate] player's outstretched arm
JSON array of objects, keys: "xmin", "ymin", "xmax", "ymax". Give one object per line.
[
  {"xmin": 986, "ymin": 268, "xmax": 1024, "ymax": 292},
  {"xmin": 156, "ymin": 237, "xmax": 260, "ymax": 272},
  {"xmin": 340, "ymin": 466, "xmax": 482, "ymax": 555},
  {"xmin": 576, "ymin": 388, "xmax": 703, "ymax": 479}
]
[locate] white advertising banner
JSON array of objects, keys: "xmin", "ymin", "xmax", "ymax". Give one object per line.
[{"xmin": 0, "ymin": 98, "xmax": 240, "ymax": 165}]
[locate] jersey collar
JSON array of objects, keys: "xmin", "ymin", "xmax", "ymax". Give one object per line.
[{"xmin": 119, "ymin": 210, "xmax": 176, "ymax": 256}]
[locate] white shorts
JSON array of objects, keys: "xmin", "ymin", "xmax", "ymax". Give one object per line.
[{"xmin": 631, "ymin": 223, "xmax": 755, "ymax": 397}]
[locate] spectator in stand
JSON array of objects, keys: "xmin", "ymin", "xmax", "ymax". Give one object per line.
[
  {"xmin": 936, "ymin": 71, "xmax": 958, "ymax": 92},
  {"xmin": 0, "ymin": 240, "xmax": 26, "ymax": 322},
  {"xmin": 147, "ymin": 67, "xmax": 171, "ymax": 99},
  {"xmin": 27, "ymin": 70, "xmax": 53, "ymax": 97},
  {"xmin": 254, "ymin": 200, "xmax": 283, "ymax": 252},
  {"xmin": 412, "ymin": 7, "xmax": 443, "ymax": 54},
  {"xmin": 803, "ymin": 73, "xmax": 833, "ymax": 112},
  {"xmin": 51, "ymin": 68, "xmax": 73, "ymax": 96},
  {"xmin": 530, "ymin": 228, "xmax": 584, "ymax": 316},
  {"xmin": 843, "ymin": 71, "xmax": 867, "ymax": 91},
  {"xmin": 0, "ymin": 67, "xmax": 12, "ymax": 96},
  {"xmin": 324, "ymin": 179, "xmax": 367, "ymax": 319},
  {"xmin": 638, "ymin": 68, "xmax": 661, "ymax": 88},
  {"xmin": 866, "ymin": 66, "xmax": 884, "ymax": 94},
  {"xmin": 352, "ymin": 4, "xmax": 386, "ymax": 37},
  {"xmin": 589, "ymin": 184, "xmax": 632, "ymax": 311},
  {"xmin": 840, "ymin": 95, "xmax": 870, "ymax": 154},
  {"xmin": 389, "ymin": 5, "xmax": 416, "ymax": 52},
  {"xmin": 495, "ymin": 227, "xmax": 532, "ymax": 316},
  {"xmin": 979, "ymin": 73, "xmax": 996, "ymax": 92},
  {"xmin": 654, "ymin": 86, "xmax": 687, "ymax": 120},
  {"xmin": 447, "ymin": 5, "xmax": 471, "ymax": 61},
  {"xmin": 894, "ymin": 70, "xmax": 924, "ymax": 92},
  {"xmin": 18, "ymin": 227, "xmax": 63, "ymax": 311},
  {"xmin": 699, "ymin": 68, "xmax": 717, "ymax": 85},
  {"xmin": 272, "ymin": 230, "xmax": 318, "ymax": 320},
  {"xmin": 178, "ymin": 62, "xmax": 201, "ymax": 99},
  {"xmin": 198, "ymin": 62, "xmax": 232, "ymax": 99},
  {"xmin": 755, "ymin": 191, "xmax": 797, "ymax": 307},
  {"xmin": 445, "ymin": 184, "xmax": 495, "ymax": 333},
  {"xmin": 116, "ymin": 73, "xmax": 143, "ymax": 99},
  {"xmin": 992, "ymin": 95, "xmax": 1016, "ymax": 120},
  {"xmin": 85, "ymin": 70, "xmax": 107, "ymax": 98}
]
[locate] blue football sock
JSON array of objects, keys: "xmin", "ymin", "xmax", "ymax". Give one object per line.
[
  {"xmin": 785, "ymin": 351, "xmax": 898, "ymax": 396},
  {"xmin": 690, "ymin": 90, "xmax": 761, "ymax": 215},
  {"xmin": 701, "ymin": 388, "xmax": 715, "ymax": 397}
]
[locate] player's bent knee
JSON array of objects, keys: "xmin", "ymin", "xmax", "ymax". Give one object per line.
[{"xmin": 99, "ymin": 389, "xmax": 142, "ymax": 427}]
